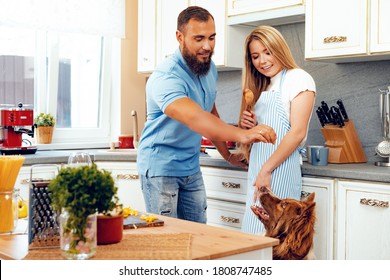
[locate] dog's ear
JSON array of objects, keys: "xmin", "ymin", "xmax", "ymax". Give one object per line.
[{"xmin": 305, "ymin": 192, "xmax": 315, "ymax": 202}]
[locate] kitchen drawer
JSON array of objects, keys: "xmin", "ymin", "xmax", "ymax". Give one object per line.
[
  {"xmin": 207, "ymin": 199, "xmax": 245, "ymax": 231},
  {"xmin": 202, "ymin": 167, "xmax": 248, "ymax": 203}
]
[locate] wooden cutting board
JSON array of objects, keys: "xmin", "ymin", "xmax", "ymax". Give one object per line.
[{"xmin": 123, "ymin": 214, "xmax": 164, "ymax": 229}]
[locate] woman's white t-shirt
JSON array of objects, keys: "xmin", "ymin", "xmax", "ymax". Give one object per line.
[{"xmin": 267, "ymin": 68, "xmax": 316, "ymax": 147}]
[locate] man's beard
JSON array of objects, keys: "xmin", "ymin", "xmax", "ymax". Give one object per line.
[{"xmin": 182, "ymin": 45, "xmax": 213, "ymax": 76}]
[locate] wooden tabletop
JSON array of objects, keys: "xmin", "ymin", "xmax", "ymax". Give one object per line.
[{"xmin": 0, "ymin": 215, "xmax": 278, "ymax": 260}]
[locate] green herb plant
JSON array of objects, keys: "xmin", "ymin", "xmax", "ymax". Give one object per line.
[
  {"xmin": 34, "ymin": 113, "xmax": 56, "ymax": 127},
  {"xmin": 48, "ymin": 163, "xmax": 119, "ymax": 252}
]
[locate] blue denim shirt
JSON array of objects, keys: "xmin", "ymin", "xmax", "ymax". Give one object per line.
[{"xmin": 137, "ymin": 48, "xmax": 218, "ymax": 177}]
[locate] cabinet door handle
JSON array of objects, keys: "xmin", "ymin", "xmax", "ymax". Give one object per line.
[
  {"xmin": 222, "ymin": 182, "xmax": 240, "ymax": 189},
  {"xmin": 360, "ymin": 198, "xmax": 389, "ymax": 208},
  {"xmin": 116, "ymin": 174, "xmax": 139, "ymax": 180},
  {"xmin": 323, "ymin": 36, "xmax": 347, "ymax": 44},
  {"xmin": 301, "ymin": 190, "xmax": 311, "ymax": 199},
  {"xmin": 220, "ymin": 215, "xmax": 240, "ymax": 224}
]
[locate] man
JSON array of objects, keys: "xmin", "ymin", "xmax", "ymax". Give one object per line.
[{"xmin": 137, "ymin": 6, "xmax": 276, "ymax": 224}]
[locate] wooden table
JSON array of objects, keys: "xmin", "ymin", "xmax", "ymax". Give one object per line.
[{"xmin": 0, "ymin": 216, "xmax": 278, "ymax": 260}]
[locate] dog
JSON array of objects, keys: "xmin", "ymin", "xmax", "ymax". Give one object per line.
[{"xmin": 251, "ymin": 186, "xmax": 316, "ymax": 260}]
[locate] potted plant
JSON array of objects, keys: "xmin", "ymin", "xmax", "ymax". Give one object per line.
[
  {"xmin": 34, "ymin": 113, "xmax": 56, "ymax": 144},
  {"xmin": 48, "ymin": 163, "xmax": 120, "ymax": 259}
]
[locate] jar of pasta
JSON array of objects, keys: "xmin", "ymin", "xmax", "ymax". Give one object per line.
[{"xmin": 0, "ymin": 189, "xmax": 19, "ymax": 233}]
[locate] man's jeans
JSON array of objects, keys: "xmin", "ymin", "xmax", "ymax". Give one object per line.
[{"xmin": 140, "ymin": 171, "xmax": 207, "ymax": 223}]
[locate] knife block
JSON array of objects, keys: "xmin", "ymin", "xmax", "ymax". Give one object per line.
[{"xmin": 320, "ymin": 120, "xmax": 367, "ymax": 163}]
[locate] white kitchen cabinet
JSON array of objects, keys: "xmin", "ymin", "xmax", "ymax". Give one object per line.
[
  {"xmin": 155, "ymin": 0, "xmax": 189, "ymax": 66},
  {"xmin": 305, "ymin": 0, "xmax": 390, "ymax": 62},
  {"xmin": 335, "ymin": 179, "xmax": 390, "ymax": 260},
  {"xmin": 227, "ymin": 0, "xmax": 305, "ymax": 26},
  {"xmin": 370, "ymin": 0, "xmax": 390, "ymax": 53},
  {"xmin": 96, "ymin": 162, "xmax": 146, "ymax": 212},
  {"xmin": 301, "ymin": 176, "xmax": 335, "ymax": 260},
  {"xmin": 137, "ymin": 0, "xmax": 157, "ymax": 72},
  {"xmin": 137, "ymin": 0, "xmax": 249, "ymax": 73},
  {"xmin": 207, "ymin": 198, "xmax": 246, "ymax": 230},
  {"xmin": 201, "ymin": 166, "xmax": 247, "ymax": 231}
]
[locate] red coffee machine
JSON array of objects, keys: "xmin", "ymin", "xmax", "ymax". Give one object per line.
[{"xmin": 0, "ymin": 103, "xmax": 37, "ymax": 155}]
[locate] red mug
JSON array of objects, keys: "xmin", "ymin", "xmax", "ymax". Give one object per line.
[{"xmin": 118, "ymin": 135, "xmax": 134, "ymax": 149}]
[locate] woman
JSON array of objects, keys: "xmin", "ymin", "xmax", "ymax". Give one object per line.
[{"xmin": 239, "ymin": 26, "xmax": 316, "ymax": 234}]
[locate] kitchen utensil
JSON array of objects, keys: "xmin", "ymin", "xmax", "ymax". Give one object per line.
[
  {"xmin": 336, "ymin": 99, "xmax": 349, "ymax": 121},
  {"xmin": 375, "ymin": 86, "xmax": 390, "ymax": 167},
  {"xmin": 379, "ymin": 87, "xmax": 390, "ymax": 139},
  {"xmin": 321, "ymin": 101, "xmax": 332, "ymax": 123},
  {"xmin": 332, "ymin": 106, "xmax": 345, "ymax": 127},
  {"xmin": 28, "ymin": 164, "xmax": 60, "ymax": 249},
  {"xmin": 316, "ymin": 108, "xmax": 326, "ymax": 127},
  {"xmin": 244, "ymin": 88, "xmax": 254, "ymax": 111}
]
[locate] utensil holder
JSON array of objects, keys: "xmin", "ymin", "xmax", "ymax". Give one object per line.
[
  {"xmin": 28, "ymin": 164, "xmax": 60, "ymax": 249},
  {"xmin": 320, "ymin": 120, "xmax": 367, "ymax": 163}
]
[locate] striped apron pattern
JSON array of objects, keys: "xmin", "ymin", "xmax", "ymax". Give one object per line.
[{"xmin": 241, "ymin": 69, "xmax": 303, "ymax": 235}]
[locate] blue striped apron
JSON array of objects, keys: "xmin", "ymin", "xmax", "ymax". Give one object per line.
[{"xmin": 241, "ymin": 69, "xmax": 303, "ymax": 235}]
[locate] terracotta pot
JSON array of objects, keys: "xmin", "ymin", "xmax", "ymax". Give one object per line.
[
  {"xmin": 97, "ymin": 214, "xmax": 123, "ymax": 245},
  {"xmin": 36, "ymin": 126, "xmax": 54, "ymax": 144}
]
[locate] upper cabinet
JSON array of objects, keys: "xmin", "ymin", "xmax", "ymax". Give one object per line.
[
  {"xmin": 137, "ymin": 0, "xmax": 251, "ymax": 73},
  {"xmin": 305, "ymin": 0, "xmax": 390, "ymax": 63},
  {"xmin": 227, "ymin": 0, "xmax": 305, "ymax": 26}
]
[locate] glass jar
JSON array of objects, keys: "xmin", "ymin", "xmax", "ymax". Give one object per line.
[
  {"xmin": 0, "ymin": 189, "xmax": 19, "ymax": 234},
  {"xmin": 59, "ymin": 209, "xmax": 97, "ymax": 260}
]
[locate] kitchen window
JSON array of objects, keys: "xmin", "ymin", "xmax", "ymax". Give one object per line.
[
  {"xmin": 0, "ymin": 26, "xmax": 119, "ymax": 148},
  {"xmin": 0, "ymin": 0, "xmax": 124, "ymax": 149}
]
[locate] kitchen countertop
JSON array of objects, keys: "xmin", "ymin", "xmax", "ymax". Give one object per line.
[
  {"xmin": 18, "ymin": 149, "xmax": 390, "ymax": 183},
  {"xmin": 1, "ymin": 216, "xmax": 278, "ymax": 260}
]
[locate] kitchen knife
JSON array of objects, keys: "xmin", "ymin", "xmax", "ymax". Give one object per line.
[
  {"xmin": 336, "ymin": 99, "xmax": 349, "ymax": 121},
  {"xmin": 321, "ymin": 101, "xmax": 332, "ymax": 123},
  {"xmin": 332, "ymin": 106, "xmax": 345, "ymax": 127},
  {"xmin": 329, "ymin": 106, "xmax": 338, "ymax": 125},
  {"xmin": 316, "ymin": 108, "xmax": 326, "ymax": 127},
  {"xmin": 318, "ymin": 106, "xmax": 329, "ymax": 124}
]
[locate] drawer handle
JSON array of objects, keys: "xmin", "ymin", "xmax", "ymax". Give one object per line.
[
  {"xmin": 117, "ymin": 174, "xmax": 139, "ymax": 180},
  {"xmin": 222, "ymin": 182, "xmax": 240, "ymax": 189},
  {"xmin": 360, "ymin": 198, "xmax": 389, "ymax": 208},
  {"xmin": 220, "ymin": 215, "xmax": 240, "ymax": 224},
  {"xmin": 323, "ymin": 36, "xmax": 347, "ymax": 44}
]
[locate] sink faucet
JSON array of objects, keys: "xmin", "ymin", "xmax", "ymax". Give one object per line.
[{"xmin": 131, "ymin": 110, "xmax": 139, "ymax": 149}]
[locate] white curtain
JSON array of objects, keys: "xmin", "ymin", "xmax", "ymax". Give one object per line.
[{"xmin": 0, "ymin": 0, "xmax": 125, "ymax": 37}]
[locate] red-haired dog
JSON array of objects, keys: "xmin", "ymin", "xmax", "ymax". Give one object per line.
[{"xmin": 251, "ymin": 186, "xmax": 316, "ymax": 260}]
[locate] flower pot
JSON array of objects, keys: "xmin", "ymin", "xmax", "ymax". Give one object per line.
[
  {"xmin": 59, "ymin": 210, "xmax": 97, "ymax": 260},
  {"xmin": 36, "ymin": 126, "xmax": 54, "ymax": 144},
  {"xmin": 97, "ymin": 214, "xmax": 123, "ymax": 245}
]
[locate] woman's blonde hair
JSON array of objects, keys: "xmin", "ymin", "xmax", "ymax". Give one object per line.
[{"xmin": 238, "ymin": 26, "xmax": 299, "ymax": 161}]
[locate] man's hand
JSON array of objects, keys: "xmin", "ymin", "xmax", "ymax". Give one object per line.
[{"xmin": 242, "ymin": 124, "xmax": 277, "ymax": 145}]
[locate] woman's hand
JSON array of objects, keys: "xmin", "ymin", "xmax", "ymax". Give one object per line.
[
  {"xmin": 253, "ymin": 169, "xmax": 272, "ymax": 203},
  {"xmin": 240, "ymin": 110, "xmax": 257, "ymax": 129}
]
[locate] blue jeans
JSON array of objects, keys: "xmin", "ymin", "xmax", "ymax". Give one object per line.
[{"xmin": 140, "ymin": 171, "xmax": 207, "ymax": 224}]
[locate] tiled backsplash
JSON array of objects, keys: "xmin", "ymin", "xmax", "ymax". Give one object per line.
[{"xmin": 215, "ymin": 23, "xmax": 390, "ymax": 163}]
